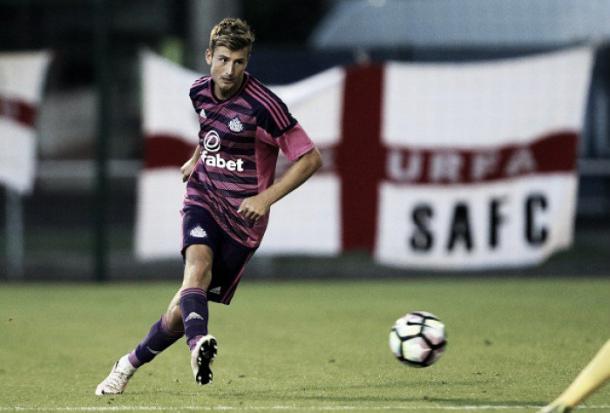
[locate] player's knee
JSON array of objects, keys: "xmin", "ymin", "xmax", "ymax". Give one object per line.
[
  {"xmin": 183, "ymin": 260, "xmax": 212, "ymax": 288},
  {"xmin": 182, "ymin": 245, "xmax": 213, "ymax": 289},
  {"xmin": 164, "ymin": 306, "xmax": 184, "ymax": 334},
  {"xmin": 184, "ymin": 260, "xmax": 211, "ymax": 283}
]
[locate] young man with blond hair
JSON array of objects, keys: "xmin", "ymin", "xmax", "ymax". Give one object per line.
[{"xmin": 95, "ymin": 17, "xmax": 321, "ymax": 395}]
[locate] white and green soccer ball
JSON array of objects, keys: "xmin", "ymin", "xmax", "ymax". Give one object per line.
[{"xmin": 389, "ymin": 311, "xmax": 447, "ymax": 368}]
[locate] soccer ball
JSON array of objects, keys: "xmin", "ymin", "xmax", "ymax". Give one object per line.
[{"xmin": 389, "ymin": 311, "xmax": 447, "ymax": 368}]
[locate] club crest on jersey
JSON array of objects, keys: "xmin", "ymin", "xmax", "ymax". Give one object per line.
[{"xmin": 228, "ymin": 116, "xmax": 244, "ymax": 133}]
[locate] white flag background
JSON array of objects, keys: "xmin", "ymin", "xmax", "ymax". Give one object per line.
[
  {"xmin": 257, "ymin": 68, "xmax": 343, "ymax": 255},
  {"xmin": 135, "ymin": 51, "xmax": 200, "ymax": 259},
  {"xmin": 0, "ymin": 51, "xmax": 51, "ymax": 194},
  {"xmin": 136, "ymin": 48, "xmax": 593, "ymax": 270},
  {"xmin": 376, "ymin": 48, "xmax": 593, "ymax": 269}
]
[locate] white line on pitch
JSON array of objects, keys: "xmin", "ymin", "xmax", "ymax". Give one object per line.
[
  {"xmin": 1, "ymin": 406, "xmax": 610, "ymax": 412},
  {"xmin": 0, "ymin": 405, "xmax": 610, "ymax": 412}
]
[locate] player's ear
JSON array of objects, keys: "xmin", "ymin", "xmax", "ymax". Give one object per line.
[{"xmin": 205, "ymin": 48, "xmax": 213, "ymax": 65}]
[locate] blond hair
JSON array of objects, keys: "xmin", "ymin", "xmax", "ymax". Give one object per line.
[{"xmin": 209, "ymin": 18, "xmax": 255, "ymax": 53}]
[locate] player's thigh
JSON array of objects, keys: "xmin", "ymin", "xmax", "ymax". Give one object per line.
[
  {"xmin": 206, "ymin": 238, "xmax": 256, "ymax": 304},
  {"xmin": 181, "ymin": 206, "xmax": 220, "ymax": 259}
]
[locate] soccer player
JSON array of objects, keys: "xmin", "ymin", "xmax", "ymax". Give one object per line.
[
  {"xmin": 539, "ymin": 339, "xmax": 610, "ymax": 413},
  {"xmin": 95, "ymin": 17, "xmax": 322, "ymax": 395}
]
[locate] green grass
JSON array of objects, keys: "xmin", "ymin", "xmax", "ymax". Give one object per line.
[{"xmin": 1, "ymin": 278, "xmax": 609, "ymax": 412}]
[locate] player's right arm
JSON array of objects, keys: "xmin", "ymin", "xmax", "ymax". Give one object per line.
[{"xmin": 180, "ymin": 145, "xmax": 202, "ymax": 182}]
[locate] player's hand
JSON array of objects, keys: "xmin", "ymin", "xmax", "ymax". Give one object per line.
[
  {"xmin": 237, "ymin": 195, "xmax": 270, "ymax": 223},
  {"xmin": 180, "ymin": 159, "xmax": 196, "ymax": 182}
]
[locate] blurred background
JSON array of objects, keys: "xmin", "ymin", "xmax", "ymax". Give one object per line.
[{"xmin": 1, "ymin": 0, "xmax": 609, "ymax": 282}]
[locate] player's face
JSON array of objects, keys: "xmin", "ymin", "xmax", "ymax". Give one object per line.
[{"xmin": 206, "ymin": 46, "xmax": 249, "ymax": 100}]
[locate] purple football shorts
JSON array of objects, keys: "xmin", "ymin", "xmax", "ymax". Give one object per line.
[{"xmin": 181, "ymin": 206, "xmax": 256, "ymax": 304}]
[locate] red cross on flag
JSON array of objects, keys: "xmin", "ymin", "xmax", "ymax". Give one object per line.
[{"xmin": 0, "ymin": 51, "xmax": 51, "ymax": 194}]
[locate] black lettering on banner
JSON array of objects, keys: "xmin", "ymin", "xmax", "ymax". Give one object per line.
[
  {"xmin": 447, "ymin": 203, "xmax": 473, "ymax": 251},
  {"xmin": 410, "ymin": 204, "xmax": 433, "ymax": 251},
  {"xmin": 489, "ymin": 197, "xmax": 507, "ymax": 249},
  {"xmin": 525, "ymin": 194, "xmax": 548, "ymax": 245}
]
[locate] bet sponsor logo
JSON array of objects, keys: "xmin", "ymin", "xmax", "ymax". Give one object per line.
[
  {"xmin": 201, "ymin": 130, "xmax": 245, "ymax": 172},
  {"xmin": 203, "ymin": 130, "xmax": 221, "ymax": 152}
]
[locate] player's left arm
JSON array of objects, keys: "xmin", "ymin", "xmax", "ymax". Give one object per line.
[{"xmin": 237, "ymin": 147, "xmax": 322, "ymax": 222}]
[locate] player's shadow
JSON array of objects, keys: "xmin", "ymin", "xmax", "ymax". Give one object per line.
[
  {"xmin": 294, "ymin": 394, "xmax": 542, "ymax": 406},
  {"xmin": 267, "ymin": 378, "xmax": 542, "ymax": 405}
]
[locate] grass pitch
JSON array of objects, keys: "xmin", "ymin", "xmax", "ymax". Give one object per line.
[{"xmin": 1, "ymin": 278, "xmax": 609, "ymax": 412}]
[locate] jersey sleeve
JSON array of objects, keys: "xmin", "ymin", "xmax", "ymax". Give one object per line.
[
  {"xmin": 276, "ymin": 123, "xmax": 316, "ymax": 161},
  {"xmin": 252, "ymin": 83, "xmax": 298, "ymax": 138},
  {"xmin": 249, "ymin": 78, "xmax": 317, "ymax": 160}
]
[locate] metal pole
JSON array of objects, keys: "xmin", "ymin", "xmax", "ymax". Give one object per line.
[
  {"xmin": 93, "ymin": 0, "xmax": 110, "ymax": 282},
  {"xmin": 5, "ymin": 188, "xmax": 24, "ymax": 280}
]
